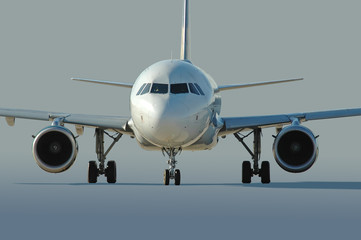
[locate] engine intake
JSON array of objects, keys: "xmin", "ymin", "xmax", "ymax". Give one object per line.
[
  {"xmin": 273, "ymin": 125, "xmax": 318, "ymax": 173},
  {"xmin": 33, "ymin": 126, "xmax": 78, "ymax": 173}
]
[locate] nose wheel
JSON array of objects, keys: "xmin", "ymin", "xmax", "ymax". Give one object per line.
[
  {"xmin": 163, "ymin": 148, "xmax": 181, "ymax": 185},
  {"xmin": 163, "ymin": 169, "xmax": 181, "ymax": 185},
  {"xmin": 163, "ymin": 169, "xmax": 170, "ymax": 185}
]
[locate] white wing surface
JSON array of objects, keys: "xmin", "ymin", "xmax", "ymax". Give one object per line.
[
  {"xmin": 220, "ymin": 108, "xmax": 361, "ymax": 135},
  {"xmin": 0, "ymin": 108, "xmax": 133, "ymax": 135}
]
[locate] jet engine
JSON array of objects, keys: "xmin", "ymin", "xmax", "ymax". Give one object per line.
[
  {"xmin": 273, "ymin": 125, "xmax": 318, "ymax": 173},
  {"xmin": 33, "ymin": 126, "xmax": 78, "ymax": 173}
]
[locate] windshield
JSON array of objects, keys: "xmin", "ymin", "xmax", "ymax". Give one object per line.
[
  {"xmin": 151, "ymin": 83, "xmax": 168, "ymax": 94},
  {"xmin": 171, "ymin": 83, "xmax": 189, "ymax": 94},
  {"xmin": 136, "ymin": 82, "xmax": 204, "ymax": 96}
]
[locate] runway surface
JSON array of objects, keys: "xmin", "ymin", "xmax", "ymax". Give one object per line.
[{"xmin": 1, "ymin": 169, "xmax": 360, "ymax": 239}]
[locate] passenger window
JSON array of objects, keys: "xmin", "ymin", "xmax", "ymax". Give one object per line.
[
  {"xmin": 188, "ymin": 83, "xmax": 200, "ymax": 95},
  {"xmin": 171, "ymin": 83, "xmax": 189, "ymax": 94},
  {"xmin": 151, "ymin": 83, "xmax": 168, "ymax": 94},
  {"xmin": 136, "ymin": 83, "xmax": 147, "ymax": 95},
  {"xmin": 194, "ymin": 83, "xmax": 205, "ymax": 95},
  {"xmin": 141, "ymin": 83, "xmax": 151, "ymax": 95}
]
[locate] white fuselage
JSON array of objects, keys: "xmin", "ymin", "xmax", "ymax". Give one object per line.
[{"xmin": 129, "ymin": 60, "xmax": 223, "ymax": 151}]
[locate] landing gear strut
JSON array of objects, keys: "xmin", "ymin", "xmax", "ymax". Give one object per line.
[
  {"xmin": 234, "ymin": 128, "xmax": 270, "ymax": 184},
  {"xmin": 88, "ymin": 128, "xmax": 122, "ymax": 183},
  {"xmin": 162, "ymin": 148, "xmax": 181, "ymax": 185}
]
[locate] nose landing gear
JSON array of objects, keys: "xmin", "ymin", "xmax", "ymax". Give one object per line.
[{"xmin": 163, "ymin": 148, "xmax": 181, "ymax": 185}]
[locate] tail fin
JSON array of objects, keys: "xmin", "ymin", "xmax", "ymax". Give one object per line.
[{"xmin": 180, "ymin": 0, "xmax": 190, "ymax": 61}]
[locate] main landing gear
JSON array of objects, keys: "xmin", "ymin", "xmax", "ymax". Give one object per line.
[
  {"xmin": 234, "ymin": 128, "xmax": 270, "ymax": 184},
  {"xmin": 88, "ymin": 128, "xmax": 122, "ymax": 184},
  {"xmin": 162, "ymin": 148, "xmax": 181, "ymax": 186}
]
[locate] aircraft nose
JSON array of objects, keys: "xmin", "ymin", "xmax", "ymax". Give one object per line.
[{"xmin": 147, "ymin": 99, "xmax": 192, "ymax": 146}]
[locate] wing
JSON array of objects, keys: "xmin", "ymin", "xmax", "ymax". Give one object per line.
[
  {"xmin": 72, "ymin": 78, "xmax": 133, "ymax": 88},
  {"xmin": 0, "ymin": 108, "xmax": 133, "ymax": 135},
  {"xmin": 219, "ymin": 108, "xmax": 361, "ymax": 136},
  {"xmin": 216, "ymin": 78, "xmax": 303, "ymax": 92}
]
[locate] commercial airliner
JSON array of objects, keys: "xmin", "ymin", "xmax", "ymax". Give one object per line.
[{"xmin": 1, "ymin": 0, "xmax": 361, "ymax": 185}]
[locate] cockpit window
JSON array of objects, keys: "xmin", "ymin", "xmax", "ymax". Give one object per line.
[
  {"xmin": 151, "ymin": 83, "xmax": 168, "ymax": 94},
  {"xmin": 171, "ymin": 83, "xmax": 189, "ymax": 94},
  {"xmin": 140, "ymin": 83, "xmax": 151, "ymax": 95},
  {"xmin": 136, "ymin": 83, "xmax": 147, "ymax": 95},
  {"xmin": 188, "ymin": 83, "xmax": 200, "ymax": 95},
  {"xmin": 137, "ymin": 82, "xmax": 204, "ymax": 96},
  {"xmin": 194, "ymin": 83, "xmax": 205, "ymax": 95}
]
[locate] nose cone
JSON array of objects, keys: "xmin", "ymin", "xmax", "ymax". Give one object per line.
[
  {"xmin": 146, "ymin": 99, "xmax": 194, "ymax": 147},
  {"xmin": 133, "ymin": 94, "xmax": 210, "ymax": 148}
]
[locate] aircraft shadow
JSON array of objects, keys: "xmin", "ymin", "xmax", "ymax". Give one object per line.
[
  {"xmin": 15, "ymin": 181, "xmax": 361, "ymax": 190},
  {"xmin": 241, "ymin": 181, "xmax": 361, "ymax": 190}
]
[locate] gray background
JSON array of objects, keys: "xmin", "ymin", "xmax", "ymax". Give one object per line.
[{"xmin": 1, "ymin": 0, "xmax": 361, "ymax": 239}]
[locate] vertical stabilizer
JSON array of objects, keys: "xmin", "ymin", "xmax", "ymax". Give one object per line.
[{"xmin": 180, "ymin": 0, "xmax": 190, "ymax": 61}]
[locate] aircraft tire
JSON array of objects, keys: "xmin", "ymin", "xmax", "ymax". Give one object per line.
[
  {"xmin": 164, "ymin": 169, "xmax": 170, "ymax": 185},
  {"xmin": 260, "ymin": 161, "xmax": 271, "ymax": 184},
  {"xmin": 242, "ymin": 161, "xmax": 252, "ymax": 184},
  {"xmin": 106, "ymin": 161, "xmax": 117, "ymax": 184},
  {"xmin": 175, "ymin": 169, "xmax": 181, "ymax": 185},
  {"xmin": 88, "ymin": 161, "xmax": 98, "ymax": 183}
]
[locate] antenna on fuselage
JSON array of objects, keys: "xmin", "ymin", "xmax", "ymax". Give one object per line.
[{"xmin": 180, "ymin": 0, "xmax": 190, "ymax": 61}]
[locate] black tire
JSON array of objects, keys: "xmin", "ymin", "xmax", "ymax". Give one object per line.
[
  {"xmin": 164, "ymin": 169, "xmax": 170, "ymax": 185},
  {"xmin": 242, "ymin": 161, "xmax": 252, "ymax": 184},
  {"xmin": 106, "ymin": 161, "xmax": 117, "ymax": 184},
  {"xmin": 260, "ymin": 161, "xmax": 271, "ymax": 184},
  {"xmin": 174, "ymin": 169, "xmax": 181, "ymax": 186},
  {"xmin": 88, "ymin": 161, "xmax": 98, "ymax": 183}
]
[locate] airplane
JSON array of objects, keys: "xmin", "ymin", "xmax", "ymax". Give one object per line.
[{"xmin": 1, "ymin": 0, "xmax": 361, "ymax": 185}]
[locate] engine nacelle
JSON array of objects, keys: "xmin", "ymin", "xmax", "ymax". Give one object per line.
[
  {"xmin": 273, "ymin": 125, "xmax": 318, "ymax": 173},
  {"xmin": 33, "ymin": 126, "xmax": 78, "ymax": 173}
]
